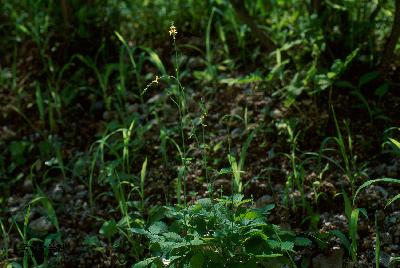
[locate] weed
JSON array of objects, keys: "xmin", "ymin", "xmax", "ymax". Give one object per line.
[{"xmin": 131, "ymin": 195, "xmax": 311, "ymax": 267}]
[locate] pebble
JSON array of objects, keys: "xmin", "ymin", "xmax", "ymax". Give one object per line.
[
  {"xmin": 51, "ymin": 183, "xmax": 63, "ymax": 201},
  {"xmin": 76, "ymin": 190, "xmax": 87, "ymax": 199},
  {"xmin": 270, "ymin": 109, "xmax": 283, "ymax": 119},
  {"xmin": 381, "ymin": 232, "xmax": 392, "ymax": 245},
  {"xmin": 22, "ymin": 179, "xmax": 33, "ymax": 192},
  {"xmin": 29, "ymin": 216, "xmax": 53, "ymax": 235}
]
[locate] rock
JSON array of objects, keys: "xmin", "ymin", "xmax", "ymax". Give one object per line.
[
  {"xmin": 51, "ymin": 183, "xmax": 63, "ymax": 201},
  {"xmin": 381, "ymin": 232, "xmax": 392, "ymax": 245},
  {"xmin": 147, "ymin": 94, "xmax": 163, "ymax": 104},
  {"xmin": 22, "ymin": 179, "xmax": 33, "ymax": 192},
  {"xmin": 213, "ymin": 179, "xmax": 231, "ymax": 193},
  {"xmin": 270, "ymin": 109, "xmax": 283, "ymax": 119},
  {"xmin": 29, "ymin": 216, "xmax": 54, "ymax": 235},
  {"xmin": 125, "ymin": 103, "xmax": 139, "ymax": 114},
  {"xmin": 312, "ymin": 247, "xmax": 344, "ymax": 268},
  {"xmin": 76, "ymin": 190, "xmax": 87, "ymax": 199}
]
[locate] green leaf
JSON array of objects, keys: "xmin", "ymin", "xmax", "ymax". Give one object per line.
[
  {"xmin": 84, "ymin": 235, "xmax": 101, "ymax": 247},
  {"xmin": 190, "ymin": 252, "xmax": 204, "ymax": 268},
  {"xmin": 342, "ymin": 191, "xmax": 352, "ymax": 220},
  {"xmin": 294, "ymin": 237, "xmax": 312, "ymax": 247},
  {"xmin": 254, "ymin": 204, "xmax": 275, "ymax": 216},
  {"xmin": 190, "ymin": 237, "xmax": 204, "ymax": 246},
  {"xmin": 359, "ymin": 71, "xmax": 380, "ymax": 87},
  {"xmin": 267, "ymin": 239, "xmax": 280, "ymax": 249},
  {"xmin": 280, "ymin": 241, "xmax": 294, "ymax": 251},
  {"xmin": 374, "ymin": 83, "xmax": 389, "ymax": 97},
  {"xmin": 243, "ymin": 211, "xmax": 260, "ymax": 220},
  {"xmin": 99, "ymin": 219, "xmax": 118, "ymax": 239},
  {"xmin": 141, "ymin": 158, "xmax": 147, "ymax": 188},
  {"xmin": 331, "ymin": 230, "xmax": 350, "ymax": 252},
  {"xmin": 386, "ymin": 193, "xmax": 400, "ymax": 207},
  {"xmin": 130, "ymin": 227, "xmax": 147, "ymax": 235},
  {"xmin": 148, "ymin": 221, "xmax": 167, "ymax": 235},
  {"xmin": 8, "ymin": 262, "xmax": 22, "ymax": 268},
  {"xmin": 141, "ymin": 47, "xmax": 167, "ymax": 76},
  {"xmin": 354, "ymin": 178, "xmax": 400, "ymax": 204},
  {"xmin": 335, "ymin": 80, "xmax": 355, "ymax": 89},
  {"xmin": 132, "ymin": 257, "xmax": 160, "ymax": 268},
  {"xmin": 389, "ymin": 138, "xmax": 400, "ymax": 150}
]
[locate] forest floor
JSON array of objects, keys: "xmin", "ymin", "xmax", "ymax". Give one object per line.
[{"xmin": 1, "ymin": 33, "xmax": 400, "ymax": 268}]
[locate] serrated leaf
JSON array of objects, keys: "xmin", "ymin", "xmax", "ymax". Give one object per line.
[
  {"xmin": 267, "ymin": 239, "xmax": 280, "ymax": 249},
  {"xmin": 280, "ymin": 241, "xmax": 294, "ymax": 251},
  {"xmin": 190, "ymin": 237, "xmax": 204, "ymax": 246},
  {"xmin": 163, "ymin": 232, "xmax": 183, "ymax": 241},
  {"xmin": 149, "ymin": 221, "xmax": 167, "ymax": 235},
  {"xmin": 132, "ymin": 257, "xmax": 160, "ymax": 268},
  {"xmin": 130, "ymin": 227, "xmax": 147, "ymax": 235}
]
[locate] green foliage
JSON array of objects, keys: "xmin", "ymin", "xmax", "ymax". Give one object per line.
[
  {"xmin": 131, "ymin": 195, "xmax": 311, "ymax": 267},
  {"xmin": 1, "ymin": 0, "xmax": 400, "ymax": 266}
]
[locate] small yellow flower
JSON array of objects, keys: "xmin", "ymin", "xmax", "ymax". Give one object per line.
[
  {"xmin": 169, "ymin": 23, "xmax": 178, "ymax": 39},
  {"xmin": 153, "ymin": 75, "xmax": 160, "ymax": 84}
]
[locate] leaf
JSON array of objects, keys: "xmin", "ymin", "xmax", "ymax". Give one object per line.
[
  {"xmin": 358, "ymin": 208, "xmax": 368, "ymax": 219},
  {"xmin": 130, "ymin": 227, "xmax": 147, "ymax": 235},
  {"xmin": 239, "ymin": 130, "xmax": 255, "ymax": 171},
  {"xmin": 335, "ymin": 80, "xmax": 355, "ymax": 89},
  {"xmin": 349, "ymin": 209, "xmax": 359, "ymax": 241},
  {"xmin": 8, "ymin": 262, "xmax": 22, "ymax": 268},
  {"xmin": 359, "ymin": 71, "xmax": 380, "ymax": 87},
  {"xmin": 253, "ymin": 204, "xmax": 275, "ymax": 216},
  {"xmin": 218, "ymin": 167, "xmax": 232, "ymax": 175},
  {"xmin": 280, "ymin": 241, "xmax": 294, "ymax": 251},
  {"xmin": 374, "ymin": 83, "xmax": 389, "ymax": 97},
  {"xmin": 354, "ymin": 178, "xmax": 400, "ymax": 204},
  {"xmin": 267, "ymin": 239, "xmax": 280, "ymax": 249},
  {"xmin": 294, "ymin": 237, "xmax": 312, "ymax": 247},
  {"xmin": 190, "ymin": 237, "xmax": 204, "ymax": 246},
  {"xmin": 342, "ymin": 190, "xmax": 352, "ymax": 220},
  {"xmin": 386, "ymin": 193, "xmax": 400, "ymax": 207},
  {"xmin": 29, "ymin": 194, "xmax": 60, "ymax": 233},
  {"xmin": 389, "ymin": 138, "xmax": 400, "ymax": 150},
  {"xmin": 331, "ymin": 230, "xmax": 350, "ymax": 252},
  {"xmin": 99, "ymin": 219, "xmax": 118, "ymax": 239},
  {"xmin": 190, "ymin": 252, "xmax": 204, "ymax": 268},
  {"xmin": 84, "ymin": 235, "xmax": 101, "ymax": 247},
  {"xmin": 255, "ymin": 253, "xmax": 283, "ymax": 259},
  {"xmin": 132, "ymin": 257, "xmax": 160, "ymax": 268},
  {"xmin": 148, "ymin": 221, "xmax": 167, "ymax": 235},
  {"xmin": 140, "ymin": 47, "xmax": 167, "ymax": 76},
  {"xmin": 141, "ymin": 157, "xmax": 147, "ymax": 196}
]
